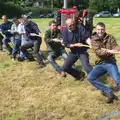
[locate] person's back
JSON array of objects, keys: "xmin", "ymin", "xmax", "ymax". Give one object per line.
[
  {"xmin": 24, "ymin": 20, "xmax": 41, "ymax": 40},
  {"xmin": 25, "ymin": 20, "xmax": 39, "ymax": 34}
]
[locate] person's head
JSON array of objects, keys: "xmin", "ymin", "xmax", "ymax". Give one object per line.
[
  {"xmin": 78, "ymin": 17, "xmax": 83, "ymax": 24},
  {"xmin": 96, "ymin": 22, "xmax": 106, "ymax": 37},
  {"xmin": 1, "ymin": 15, "xmax": 8, "ymax": 23},
  {"xmin": 21, "ymin": 17, "xmax": 28, "ymax": 25},
  {"xmin": 66, "ymin": 18, "xmax": 76, "ymax": 31},
  {"xmin": 12, "ymin": 16, "xmax": 19, "ymax": 25},
  {"xmin": 49, "ymin": 20, "xmax": 57, "ymax": 31}
]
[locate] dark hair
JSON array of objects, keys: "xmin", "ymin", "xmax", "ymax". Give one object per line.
[
  {"xmin": 12, "ymin": 16, "xmax": 18, "ymax": 22},
  {"xmin": 13, "ymin": 16, "xmax": 18, "ymax": 19},
  {"xmin": 1, "ymin": 15, "xmax": 7, "ymax": 19},
  {"xmin": 96, "ymin": 22, "xmax": 105, "ymax": 28},
  {"xmin": 49, "ymin": 20, "xmax": 57, "ymax": 26}
]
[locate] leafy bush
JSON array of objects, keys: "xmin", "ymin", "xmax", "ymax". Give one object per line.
[{"xmin": 0, "ymin": 2, "xmax": 22, "ymax": 18}]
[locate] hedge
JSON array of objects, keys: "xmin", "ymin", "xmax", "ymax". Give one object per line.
[{"xmin": 0, "ymin": 2, "xmax": 22, "ymax": 18}]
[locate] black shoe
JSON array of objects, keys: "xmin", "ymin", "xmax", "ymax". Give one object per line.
[
  {"xmin": 18, "ymin": 57, "xmax": 25, "ymax": 62},
  {"xmin": 76, "ymin": 72, "xmax": 86, "ymax": 81},
  {"xmin": 102, "ymin": 91, "xmax": 118, "ymax": 99},
  {"xmin": 27, "ymin": 55, "xmax": 35, "ymax": 61},
  {"xmin": 105, "ymin": 92, "xmax": 118, "ymax": 103},
  {"xmin": 0, "ymin": 45, "xmax": 3, "ymax": 51}
]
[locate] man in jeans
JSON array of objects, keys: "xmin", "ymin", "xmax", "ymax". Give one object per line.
[
  {"xmin": 44, "ymin": 20, "xmax": 67, "ymax": 77},
  {"xmin": 1, "ymin": 15, "xmax": 13, "ymax": 55},
  {"xmin": 62, "ymin": 18, "xmax": 92, "ymax": 80},
  {"xmin": 20, "ymin": 17, "xmax": 45, "ymax": 68},
  {"xmin": 11, "ymin": 16, "xmax": 21, "ymax": 60},
  {"xmin": 88, "ymin": 22, "xmax": 120, "ymax": 103},
  {"xmin": 18, "ymin": 17, "xmax": 31, "ymax": 61}
]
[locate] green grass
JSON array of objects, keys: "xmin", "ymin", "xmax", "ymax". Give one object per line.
[{"xmin": 0, "ymin": 18, "xmax": 120, "ymax": 120}]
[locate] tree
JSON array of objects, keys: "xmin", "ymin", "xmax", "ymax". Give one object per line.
[
  {"xmin": 0, "ymin": 0, "xmax": 6, "ymax": 3},
  {"xmin": 108, "ymin": 0, "xmax": 120, "ymax": 12},
  {"xmin": 89, "ymin": 0, "xmax": 99, "ymax": 11},
  {"xmin": 89, "ymin": 0, "xmax": 120, "ymax": 12}
]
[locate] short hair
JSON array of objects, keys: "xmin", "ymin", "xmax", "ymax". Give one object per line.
[
  {"xmin": 12, "ymin": 16, "xmax": 18, "ymax": 22},
  {"xmin": 49, "ymin": 20, "xmax": 57, "ymax": 26},
  {"xmin": 13, "ymin": 16, "xmax": 18, "ymax": 19},
  {"xmin": 96, "ymin": 22, "xmax": 105, "ymax": 28},
  {"xmin": 1, "ymin": 15, "xmax": 7, "ymax": 19}
]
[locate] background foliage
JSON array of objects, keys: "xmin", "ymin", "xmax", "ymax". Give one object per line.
[{"xmin": 0, "ymin": 0, "xmax": 120, "ymax": 18}]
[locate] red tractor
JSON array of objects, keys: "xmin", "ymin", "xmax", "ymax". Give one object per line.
[
  {"xmin": 55, "ymin": 5, "xmax": 94, "ymax": 35},
  {"xmin": 57, "ymin": 8, "xmax": 79, "ymax": 30}
]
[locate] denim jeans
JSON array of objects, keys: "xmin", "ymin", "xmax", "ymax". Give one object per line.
[
  {"xmin": 62, "ymin": 52, "xmax": 93, "ymax": 78},
  {"xmin": 88, "ymin": 60, "xmax": 120, "ymax": 95},
  {"xmin": 20, "ymin": 37, "xmax": 44, "ymax": 64},
  {"xmin": 19, "ymin": 38, "xmax": 30, "ymax": 59},
  {"xmin": 48, "ymin": 49, "xmax": 68, "ymax": 73},
  {"xmin": 12, "ymin": 38, "xmax": 21, "ymax": 58},
  {"xmin": 2, "ymin": 36, "xmax": 14, "ymax": 54}
]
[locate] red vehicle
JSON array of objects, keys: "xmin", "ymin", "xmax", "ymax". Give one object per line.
[
  {"xmin": 58, "ymin": 8, "xmax": 79, "ymax": 30},
  {"xmin": 56, "ymin": 6, "xmax": 93, "ymax": 34}
]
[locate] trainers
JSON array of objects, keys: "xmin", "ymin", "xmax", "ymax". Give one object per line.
[
  {"xmin": 60, "ymin": 71, "xmax": 67, "ymax": 77},
  {"xmin": 12, "ymin": 58, "xmax": 15, "ymax": 61},
  {"xmin": 76, "ymin": 72, "xmax": 86, "ymax": 81}
]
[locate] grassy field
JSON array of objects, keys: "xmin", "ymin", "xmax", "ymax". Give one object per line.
[{"xmin": 0, "ymin": 18, "xmax": 120, "ymax": 120}]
